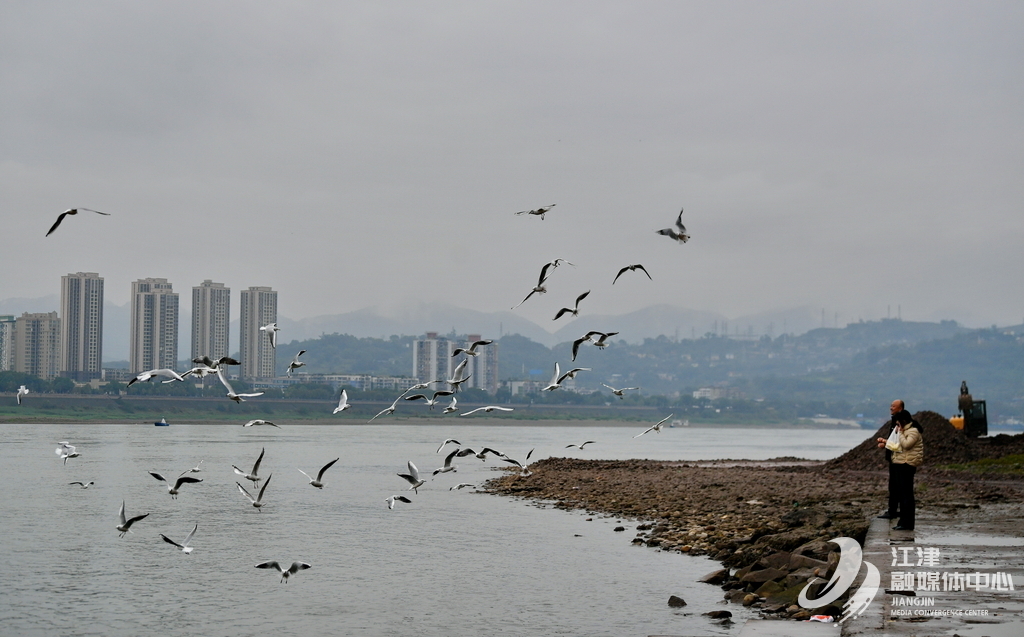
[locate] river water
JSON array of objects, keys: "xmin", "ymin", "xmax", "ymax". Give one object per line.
[{"xmin": 0, "ymin": 422, "xmax": 869, "ymax": 636}]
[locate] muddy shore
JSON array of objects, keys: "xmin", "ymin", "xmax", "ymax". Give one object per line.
[{"xmin": 484, "ymin": 412, "xmax": 1024, "ymax": 619}]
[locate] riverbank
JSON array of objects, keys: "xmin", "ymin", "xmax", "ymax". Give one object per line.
[{"xmin": 484, "ymin": 411, "xmax": 1024, "ymax": 622}]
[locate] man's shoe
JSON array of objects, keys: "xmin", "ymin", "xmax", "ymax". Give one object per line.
[
  {"xmin": 877, "ymin": 513, "xmax": 896, "ymax": 519},
  {"xmin": 893, "ymin": 525, "xmax": 914, "ymax": 531}
]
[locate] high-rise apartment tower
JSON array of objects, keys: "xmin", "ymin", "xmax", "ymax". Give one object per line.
[
  {"xmin": 191, "ymin": 280, "xmax": 230, "ymax": 363},
  {"xmin": 14, "ymin": 312, "xmax": 61, "ymax": 379},
  {"xmin": 239, "ymin": 286, "xmax": 277, "ymax": 380},
  {"xmin": 129, "ymin": 278, "xmax": 179, "ymax": 373},
  {"xmin": 60, "ymin": 272, "xmax": 104, "ymax": 381}
]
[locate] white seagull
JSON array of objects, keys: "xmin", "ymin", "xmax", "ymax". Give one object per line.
[
  {"xmin": 16, "ymin": 385, "xmax": 29, "ymax": 405},
  {"xmin": 602, "ymin": 383, "xmax": 640, "ymax": 399},
  {"xmin": 149, "ymin": 471, "xmax": 203, "ymax": 499},
  {"xmin": 255, "ymin": 561, "xmax": 310, "ymax": 583},
  {"xmin": 436, "ymin": 438, "xmax": 462, "ymax": 454},
  {"xmin": 612, "ymin": 264, "xmax": 652, "ymax": 284},
  {"xmin": 69, "ymin": 481, "xmax": 94, "ymax": 489},
  {"xmin": 634, "ymin": 414, "xmax": 673, "ymax": 438},
  {"xmin": 243, "ymin": 419, "xmax": 279, "ymax": 428},
  {"xmin": 512, "ymin": 262, "xmax": 555, "ymax": 309},
  {"xmin": 179, "ymin": 460, "xmax": 203, "ymax": 477},
  {"xmin": 542, "ymin": 362, "xmax": 562, "ymax": 391},
  {"xmin": 286, "ymin": 349, "xmax": 306, "ymax": 375},
  {"xmin": 571, "ymin": 331, "xmax": 618, "ymax": 361},
  {"xmin": 514, "ymin": 203, "xmax": 556, "ymax": 220},
  {"xmin": 179, "ymin": 365, "xmax": 219, "ymax": 381},
  {"xmin": 160, "ymin": 524, "xmax": 198, "ymax": 554},
  {"xmin": 260, "ymin": 323, "xmax": 281, "ymax": 349},
  {"xmin": 565, "ymin": 440, "xmax": 596, "ymax": 449},
  {"xmin": 443, "ymin": 359, "xmax": 472, "ymax": 393},
  {"xmin": 333, "ymin": 389, "xmax": 351, "ymax": 414},
  {"xmin": 450, "ymin": 483, "xmax": 474, "ymax": 491},
  {"xmin": 233, "ymin": 447, "xmax": 265, "ymax": 489},
  {"xmin": 237, "ymin": 474, "xmax": 272, "ymax": 511},
  {"xmin": 116, "ymin": 500, "xmax": 149, "ymax": 537},
  {"xmin": 460, "ymin": 405, "xmax": 515, "ymax": 416},
  {"xmin": 553, "ymin": 291, "xmax": 591, "ymax": 321},
  {"xmin": 127, "ymin": 368, "xmax": 185, "ymax": 387},
  {"xmin": 297, "ymin": 458, "xmax": 339, "ymax": 489},
  {"xmin": 442, "ymin": 396, "xmax": 459, "ymax": 414},
  {"xmin": 399, "ymin": 381, "xmax": 435, "ymax": 398},
  {"xmin": 656, "ymin": 207, "xmax": 690, "ymax": 243},
  {"xmin": 191, "ymin": 355, "xmax": 240, "ymax": 369},
  {"xmin": 404, "ymin": 389, "xmax": 455, "ymax": 409},
  {"xmin": 385, "ymin": 495, "xmax": 412, "ymax": 509},
  {"xmin": 452, "ymin": 339, "xmax": 493, "ymax": 357},
  {"xmin": 397, "ymin": 461, "xmax": 425, "ymax": 493},
  {"xmin": 432, "ymin": 448, "xmax": 460, "ymax": 475},
  {"xmin": 557, "ymin": 367, "xmax": 590, "ymax": 385},
  {"xmin": 216, "ymin": 368, "xmax": 264, "ymax": 403},
  {"xmin": 46, "ymin": 208, "xmax": 110, "ymax": 237},
  {"xmin": 368, "ymin": 397, "xmax": 401, "ymax": 423},
  {"xmin": 55, "ymin": 442, "xmax": 80, "ymax": 465}
]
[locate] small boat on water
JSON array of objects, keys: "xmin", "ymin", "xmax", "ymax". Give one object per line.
[{"xmin": 154, "ymin": 418, "xmax": 169, "ymax": 426}]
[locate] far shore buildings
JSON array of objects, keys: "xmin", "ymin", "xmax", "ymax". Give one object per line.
[
  {"xmin": 239, "ymin": 286, "xmax": 277, "ymax": 380},
  {"xmin": 60, "ymin": 272, "xmax": 104, "ymax": 381},
  {"xmin": 13, "ymin": 311, "xmax": 61, "ymax": 379},
  {"xmin": 129, "ymin": 278, "xmax": 179, "ymax": 374},
  {"xmin": 412, "ymin": 332, "xmax": 498, "ymax": 394},
  {"xmin": 191, "ymin": 280, "xmax": 230, "ymax": 363},
  {"xmin": 0, "ymin": 315, "xmax": 15, "ymax": 371}
]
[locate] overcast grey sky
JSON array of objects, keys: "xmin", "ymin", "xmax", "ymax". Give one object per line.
[{"xmin": 3, "ymin": 1, "xmax": 1022, "ymax": 334}]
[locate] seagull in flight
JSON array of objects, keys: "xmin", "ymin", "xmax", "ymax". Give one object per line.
[
  {"xmin": 243, "ymin": 419, "xmax": 279, "ymax": 428},
  {"xmin": 399, "ymin": 381, "xmax": 435, "ymax": 398},
  {"xmin": 179, "ymin": 460, "xmax": 203, "ymax": 477},
  {"xmin": 368, "ymin": 397, "xmax": 401, "ymax": 422},
  {"xmin": 333, "ymin": 389, "xmax": 351, "ymax": 414},
  {"xmin": 602, "ymin": 384, "xmax": 640, "ymax": 398},
  {"xmin": 542, "ymin": 362, "xmax": 562, "ymax": 391},
  {"xmin": 442, "ymin": 396, "xmax": 459, "ymax": 414},
  {"xmin": 149, "ymin": 471, "xmax": 203, "ymax": 498},
  {"xmin": 127, "ymin": 368, "xmax": 185, "ymax": 387},
  {"xmin": 116, "ymin": 500, "xmax": 148, "ymax": 537},
  {"xmin": 237, "ymin": 474, "xmax": 272, "ymax": 511},
  {"xmin": 460, "ymin": 405, "xmax": 514, "ymax": 416},
  {"xmin": 160, "ymin": 524, "xmax": 198, "ymax": 554},
  {"xmin": 191, "ymin": 355, "xmax": 240, "ymax": 369},
  {"xmin": 553, "ymin": 291, "xmax": 590, "ymax": 321},
  {"xmin": 260, "ymin": 323, "xmax": 281, "ymax": 349},
  {"xmin": 255, "ymin": 561, "xmax": 310, "ymax": 583},
  {"xmin": 69, "ymin": 481, "xmax": 94, "ymax": 489},
  {"xmin": 432, "ymin": 448, "xmax": 460, "ymax": 475},
  {"xmin": 56, "ymin": 441, "xmax": 80, "ymax": 465},
  {"xmin": 634, "ymin": 414, "xmax": 673, "ymax": 438},
  {"xmin": 46, "ymin": 208, "xmax": 110, "ymax": 237},
  {"xmin": 512, "ymin": 262, "xmax": 555, "ymax": 309},
  {"xmin": 557, "ymin": 367, "xmax": 590, "ymax": 384},
  {"xmin": 514, "ymin": 203, "xmax": 556, "ymax": 220},
  {"xmin": 397, "ymin": 461, "xmax": 425, "ymax": 493},
  {"xmin": 404, "ymin": 389, "xmax": 455, "ymax": 409},
  {"xmin": 385, "ymin": 495, "xmax": 412, "ymax": 509},
  {"xmin": 233, "ymin": 447, "xmax": 265, "ymax": 489},
  {"xmin": 286, "ymin": 350, "xmax": 306, "ymax": 375},
  {"xmin": 452, "ymin": 339, "xmax": 493, "ymax": 357},
  {"xmin": 297, "ymin": 458, "xmax": 339, "ymax": 489},
  {"xmin": 612, "ymin": 264, "xmax": 652, "ymax": 284},
  {"xmin": 436, "ymin": 438, "xmax": 462, "ymax": 454},
  {"xmin": 179, "ymin": 365, "xmax": 219, "ymax": 381},
  {"xmin": 443, "ymin": 359, "xmax": 472, "ymax": 393},
  {"xmin": 216, "ymin": 369, "xmax": 264, "ymax": 403},
  {"xmin": 571, "ymin": 331, "xmax": 618, "ymax": 361},
  {"xmin": 656, "ymin": 207, "xmax": 690, "ymax": 243},
  {"xmin": 16, "ymin": 385, "xmax": 29, "ymax": 405},
  {"xmin": 565, "ymin": 441, "xmax": 596, "ymax": 449},
  {"xmin": 450, "ymin": 483, "xmax": 475, "ymax": 490}
]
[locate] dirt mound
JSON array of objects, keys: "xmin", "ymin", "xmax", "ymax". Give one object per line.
[{"xmin": 823, "ymin": 411, "xmax": 1024, "ymax": 473}]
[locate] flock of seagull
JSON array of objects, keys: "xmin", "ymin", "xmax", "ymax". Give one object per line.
[{"xmin": 35, "ymin": 202, "xmax": 692, "ymax": 584}]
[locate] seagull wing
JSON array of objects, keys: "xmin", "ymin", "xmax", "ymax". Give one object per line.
[
  {"xmin": 459, "ymin": 407, "xmax": 485, "ymax": 416},
  {"xmin": 612, "ymin": 266, "xmax": 630, "ymax": 284},
  {"xmin": 512, "ymin": 288, "xmax": 537, "ymax": 309},
  {"xmin": 537, "ymin": 261, "xmax": 553, "ymax": 286},
  {"xmin": 149, "ymin": 471, "xmax": 169, "ymax": 486},
  {"xmin": 124, "ymin": 513, "xmax": 149, "ymax": 529},
  {"xmin": 571, "ymin": 337, "xmax": 587, "ymax": 361},
  {"xmin": 633, "ymin": 426, "xmax": 655, "ymax": 438},
  {"xmin": 553, "ymin": 307, "xmax": 572, "ymax": 321},
  {"xmin": 81, "ymin": 208, "xmax": 110, "ymax": 215},
  {"xmin": 443, "ymin": 448, "xmax": 459, "ymax": 468},
  {"xmin": 236, "ymin": 482, "xmax": 256, "ymax": 503},
  {"xmin": 297, "ymin": 468, "xmax": 314, "ymax": 482},
  {"xmin": 45, "ymin": 211, "xmax": 71, "ymax": 236},
  {"xmin": 256, "ymin": 474, "xmax": 272, "ymax": 503},
  {"xmin": 316, "ymin": 458, "xmax": 339, "ymax": 481},
  {"xmin": 118, "ymin": 500, "xmax": 127, "ymax": 525},
  {"xmin": 160, "ymin": 534, "xmax": 185, "ymax": 550},
  {"xmin": 287, "ymin": 562, "xmax": 311, "ymax": 575},
  {"xmin": 172, "ymin": 476, "xmax": 202, "ymax": 491},
  {"xmin": 635, "ymin": 264, "xmax": 652, "ymax": 280},
  {"xmin": 182, "ymin": 524, "xmax": 197, "ymax": 547},
  {"xmin": 575, "ymin": 290, "xmax": 590, "ymax": 307},
  {"xmin": 252, "ymin": 447, "xmax": 265, "ymax": 474},
  {"xmin": 407, "ymin": 462, "xmax": 421, "ymax": 482},
  {"xmin": 436, "ymin": 438, "xmax": 461, "ymax": 453},
  {"xmin": 255, "ymin": 561, "xmax": 283, "ymax": 573},
  {"xmin": 674, "ymin": 207, "xmax": 685, "ymax": 232},
  {"xmin": 216, "ymin": 369, "xmax": 234, "ymax": 393}
]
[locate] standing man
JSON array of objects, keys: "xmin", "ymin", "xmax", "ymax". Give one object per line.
[{"xmin": 876, "ymin": 400, "xmax": 910, "ymax": 519}]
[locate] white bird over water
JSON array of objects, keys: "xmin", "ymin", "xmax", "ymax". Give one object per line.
[
  {"xmin": 127, "ymin": 368, "xmax": 185, "ymax": 387},
  {"xmin": 432, "ymin": 448, "xmax": 460, "ymax": 475},
  {"xmin": 286, "ymin": 350, "xmax": 306, "ymax": 375},
  {"xmin": 17, "ymin": 385, "xmax": 29, "ymax": 405},
  {"xmin": 542, "ymin": 362, "xmax": 562, "ymax": 391},
  {"xmin": 602, "ymin": 383, "xmax": 640, "ymax": 399},
  {"xmin": 216, "ymin": 368, "xmax": 264, "ymax": 403},
  {"xmin": 46, "ymin": 208, "xmax": 110, "ymax": 237},
  {"xmin": 634, "ymin": 414, "xmax": 673, "ymax": 438},
  {"xmin": 237, "ymin": 474, "xmax": 272, "ymax": 511},
  {"xmin": 260, "ymin": 323, "xmax": 281, "ymax": 349},
  {"xmin": 656, "ymin": 207, "xmax": 690, "ymax": 243},
  {"xmin": 160, "ymin": 524, "xmax": 198, "ymax": 554},
  {"xmin": 368, "ymin": 397, "xmax": 401, "ymax": 423},
  {"xmin": 191, "ymin": 355, "xmax": 240, "ymax": 369},
  {"xmin": 385, "ymin": 495, "xmax": 412, "ymax": 509},
  {"xmin": 514, "ymin": 203, "xmax": 555, "ymax": 220},
  {"xmin": 565, "ymin": 441, "xmax": 596, "ymax": 449},
  {"xmin": 452, "ymin": 339, "xmax": 493, "ymax": 357},
  {"xmin": 442, "ymin": 396, "xmax": 459, "ymax": 414},
  {"xmin": 149, "ymin": 471, "xmax": 203, "ymax": 498},
  {"xmin": 460, "ymin": 405, "xmax": 515, "ymax": 416},
  {"xmin": 255, "ymin": 560, "xmax": 310, "ymax": 583},
  {"xmin": 56, "ymin": 441, "xmax": 80, "ymax": 465},
  {"xmin": 243, "ymin": 419, "xmax": 279, "ymax": 428},
  {"xmin": 69, "ymin": 481, "xmax": 94, "ymax": 489},
  {"xmin": 404, "ymin": 389, "xmax": 455, "ymax": 409},
  {"xmin": 571, "ymin": 331, "xmax": 618, "ymax": 361},
  {"xmin": 298, "ymin": 458, "xmax": 339, "ymax": 489},
  {"xmin": 553, "ymin": 291, "xmax": 590, "ymax": 321},
  {"xmin": 512, "ymin": 262, "xmax": 555, "ymax": 309},
  {"xmin": 179, "ymin": 460, "xmax": 204, "ymax": 477},
  {"xmin": 443, "ymin": 359, "xmax": 473, "ymax": 393},
  {"xmin": 116, "ymin": 500, "xmax": 149, "ymax": 537},
  {"xmin": 436, "ymin": 438, "xmax": 462, "ymax": 454},
  {"xmin": 450, "ymin": 483, "xmax": 474, "ymax": 490},
  {"xmin": 333, "ymin": 389, "xmax": 351, "ymax": 414},
  {"xmin": 397, "ymin": 461, "xmax": 425, "ymax": 493},
  {"xmin": 557, "ymin": 367, "xmax": 591, "ymax": 385},
  {"xmin": 612, "ymin": 264, "xmax": 652, "ymax": 284},
  {"xmin": 233, "ymin": 447, "xmax": 265, "ymax": 489}
]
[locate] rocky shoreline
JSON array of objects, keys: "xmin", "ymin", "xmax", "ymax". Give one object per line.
[{"xmin": 484, "ymin": 412, "xmax": 1024, "ymax": 620}]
